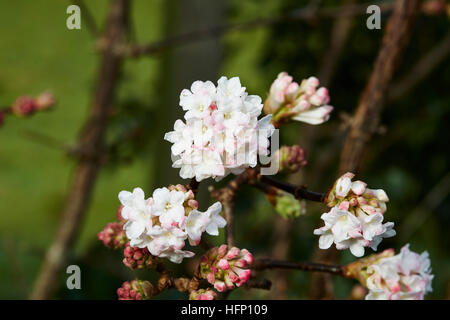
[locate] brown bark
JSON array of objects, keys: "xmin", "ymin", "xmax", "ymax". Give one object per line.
[
  {"xmin": 29, "ymin": 0, "xmax": 130, "ymax": 299},
  {"xmin": 308, "ymin": 0, "xmax": 422, "ymax": 299},
  {"xmin": 339, "ymin": 0, "xmax": 422, "ymax": 174}
]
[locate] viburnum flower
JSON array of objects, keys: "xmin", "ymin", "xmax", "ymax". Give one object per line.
[
  {"xmin": 117, "ymin": 184, "xmax": 226, "ymax": 264},
  {"xmin": 122, "ymin": 242, "xmax": 158, "ymax": 269},
  {"xmin": 348, "ymin": 244, "xmax": 434, "ymax": 300},
  {"xmin": 199, "ymin": 245, "xmax": 253, "ymax": 292},
  {"xmin": 189, "ymin": 289, "xmax": 218, "ymax": 300},
  {"xmin": 165, "ymin": 76, "xmax": 275, "ymax": 182},
  {"xmin": 263, "ymin": 72, "xmax": 333, "ymax": 126},
  {"xmin": 118, "ymin": 187, "xmax": 152, "ymax": 240},
  {"xmin": 10, "ymin": 92, "xmax": 55, "ymax": 117},
  {"xmin": 272, "ymin": 145, "xmax": 307, "ymax": 174},
  {"xmin": 98, "ymin": 221, "xmax": 127, "ymax": 249},
  {"xmin": 314, "ymin": 172, "xmax": 395, "ymax": 257},
  {"xmin": 117, "ymin": 280, "xmax": 153, "ymax": 300}
]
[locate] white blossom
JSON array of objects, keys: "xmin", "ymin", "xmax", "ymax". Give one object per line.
[
  {"xmin": 118, "ymin": 186, "xmax": 226, "ymax": 264},
  {"xmin": 314, "ymin": 172, "xmax": 395, "ymax": 257},
  {"xmin": 365, "ymin": 244, "xmax": 433, "ymax": 300},
  {"xmin": 204, "ymin": 202, "xmax": 226, "ymax": 236},
  {"xmin": 118, "ymin": 188, "xmax": 152, "ymax": 239},
  {"xmin": 165, "ymin": 76, "xmax": 275, "ymax": 182},
  {"xmin": 151, "ymin": 187, "xmax": 186, "ymax": 228}
]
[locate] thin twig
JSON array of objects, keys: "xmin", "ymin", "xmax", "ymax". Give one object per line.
[
  {"xmin": 339, "ymin": 0, "xmax": 423, "ymax": 174},
  {"xmin": 243, "ymin": 278, "xmax": 272, "ymax": 291},
  {"xmin": 187, "ymin": 178, "xmax": 200, "ymax": 195},
  {"xmin": 259, "ymin": 175, "xmax": 326, "ymax": 203},
  {"xmin": 252, "ymin": 258, "xmax": 345, "ymax": 276},
  {"xmin": 122, "ymin": 1, "xmax": 396, "ymax": 58},
  {"xmin": 309, "ymin": 0, "xmax": 423, "ymax": 300}
]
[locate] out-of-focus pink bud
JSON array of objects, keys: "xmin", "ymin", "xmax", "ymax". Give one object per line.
[
  {"xmin": 11, "ymin": 96, "xmax": 36, "ymax": 116},
  {"xmin": 116, "ymin": 205, "xmax": 124, "ymax": 221},
  {"xmin": 34, "ymin": 92, "xmax": 55, "ymax": 110},
  {"xmin": 187, "ymin": 199, "xmax": 198, "ymax": 209}
]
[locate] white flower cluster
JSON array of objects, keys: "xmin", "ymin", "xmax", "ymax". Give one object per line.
[
  {"xmin": 165, "ymin": 77, "xmax": 275, "ymax": 182},
  {"xmin": 366, "ymin": 244, "xmax": 433, "ymax": 300},
  {"xmin": 119, "ymin": 186, "xmax": 226, "ymax": 263},
  {"xmin": 314, "ymin": 172, "xmax": 396, "ymax": 257}
]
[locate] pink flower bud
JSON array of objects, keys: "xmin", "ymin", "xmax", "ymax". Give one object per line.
[
  {"xmin": 296, "ymin": 99, "xmax": 310, "ymax": 111},
  {"xmin": 122, "ymin": 243, "xmax": 156, "ymax": 269},
  {"xmin": 227, "ymin": 271, "xmax": 239, "ymax": 283},
  {"xmin": 116, "ymin": 205, "xmax": 124, "ymax": 221},
  {"xmin": 338, "ymin": 201, "xmax": 350, "ymax": 211},
  {"xmin": 306, "ymin": 76, "xmax": 319, "ymax": 88},
  {"xmin": 117, "ymin": 280, "xmax": 153, "ymax": 300},
  {"xmin": 218, "ymin": 244, "xmax": 228, "ymax": 257},
  {"xmin": 188, "ymin": 199, "xmax": 198, "ymax": 209},
  {"xmin": 207, "ymin": 272, "xmax": 216, "ymax": 285},
  {"xmin": 34, "ymin": 92, "xmax": 55, "ymax": 110},
  {"xmin": 276, "ymin": 145, "xmax": 307, "ymax": 174},
  {"xmin": 199, "ymin": 245, "xmax": 254, "ymax": 292},
  {"xmin": 214, "ymin": 281, "xmax": 226, "ymax": 292},
  {"xmin": 98, "ymin": 222, "xmax": 127, "ymax": 249},
  {"xmin": 225, "ymin": 247, "xmax": 240, "ymax": 259},
  {"xmin": 189, "ymin": 289, "xmax": 217, "ymax": 300},
  {"xmin": 217, "ymin": 258, "xmax": 230, "ymax": 270},
  {"xmin": 234, "ymin": 259, "xmax": 247, "ymax": 268},
  {"xmin": 12, "ymin": 96, "xmax": 36, "ymax": 116}
]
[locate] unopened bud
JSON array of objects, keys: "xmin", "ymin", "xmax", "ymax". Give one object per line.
[
  {"xmin": 117, "ymin": 280, "xmax": 153, "ymax": 300},
  {"xmin": 123, "ymin": 242, "xmax": 157, "ymax": 269},
  {"xmin": 12, "ymin": 96, "xmax": 36, "ymax": 116},
  {"xmin": 189, "ymin": 288, "xmax": 217, "ymax": 300},
  {"xmin": 199, "ymin": 245, "xmax": 253, "ymax": 292},
  {"xmin": 274, "ymin": 145, "xmax": 307, "ymax": 174},
  {"xmin": 98, "ymin": 222, "xmax": 127, "ymax": 249},
  {"xmin": 34, "ymin": 92, "xmax": 55, "ymax": 110}
]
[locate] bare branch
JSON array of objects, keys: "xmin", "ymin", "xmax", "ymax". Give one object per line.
[
  {"xmin": 30, "ymin": 0, "xmax": 131, "ymax": 300},
  {"xmin": 339, "ymin": 0, "xmax": 423, "ymax": 174},
  {"xmin": 259, "ymin": 175, "xmax": 326, "ymax": 203},
  {"xmin": 123, "ymin": 1, "xmax": 396, "ymax": 58},
  {"xmin": 309, "ymin": 0, "xmax": 423, "ymax": 300},
  {"xmin": 252, "ymin": 258, "xmax": 345, "ymax": 276}
]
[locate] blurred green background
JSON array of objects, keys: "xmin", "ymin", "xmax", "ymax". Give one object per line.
[{"xmin": 0, "ymin": 0, "xmax": 448, "ymax": 299}]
